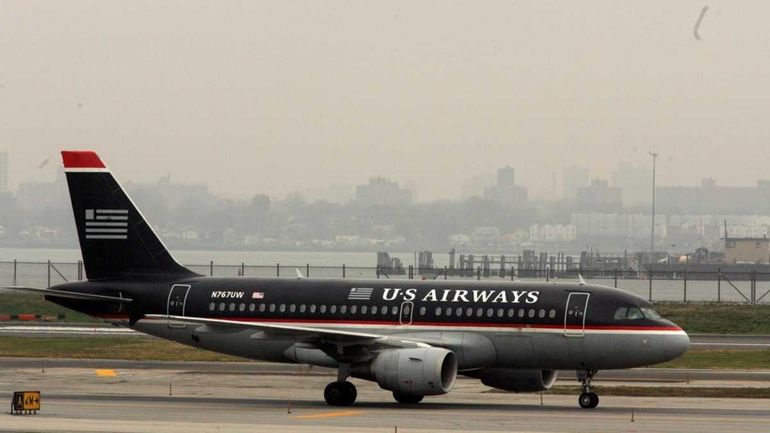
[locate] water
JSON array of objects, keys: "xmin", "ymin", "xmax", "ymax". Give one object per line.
[{"xmin": 1, "ymin": 248, "xmax": 767, "ymax": 304}]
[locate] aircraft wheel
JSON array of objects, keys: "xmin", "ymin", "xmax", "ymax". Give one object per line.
[
  {"xmin": 579, "ymin": 392, "xmax": 599, "ymax": 409},
  {"xmin": 393, "ymin": 392, "xmax": 424, "ymax": 404},
  {"xmin": 324, "ymin": 381, "xmax": 356, "ymax": 406}
]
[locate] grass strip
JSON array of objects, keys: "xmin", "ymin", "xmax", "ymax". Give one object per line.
[{"xmin": 544, "ymin": 385, "xmax": 770, "ymax": 398}]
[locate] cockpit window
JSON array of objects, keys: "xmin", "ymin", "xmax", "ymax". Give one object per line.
[
  {"xmin": 613, "ymin": 306, "xmax": 647, "ymax": 320},
  {"xmin": 641, "ymin": 307, "xmax": 661, "ymax": 319},
  {"xmin": 627, "ymin": 307, "xmax": 644, "ymax": 320}
]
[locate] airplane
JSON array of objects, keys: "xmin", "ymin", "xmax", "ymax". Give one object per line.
[{"xmin": 5, "ymin": 150, "xmax": 689, "ymax": 409}]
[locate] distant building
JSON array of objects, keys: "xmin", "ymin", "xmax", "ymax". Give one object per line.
[
  {"xmin": 355, "ymin": 177, "xmax": 412, "ymax": 206},
  {"xmin": 16, "ymin": 167, "xmax": 68, "ymax": 210},
  {"xmin": 529, "ymin": 224, "xmax": 577, "ymax": 242},
  {"xmin": 657, "ymin": 178, "xmax": 770, "ymax": 214},
  {"xmin": 563, "ymin": 166, "xmax": 589, "ymax": 199},
  {"xmin": 576, "ymin": 179, "xmax": 622, "ymax": 212},
  {"xmin": 484, "ymin": 166, "xmax": 527, "ymax": 207},
  {"xmin": 0, "ymin": 151, "xmax": 7, "ymax": 193},
  {"xmin": 460, "ymin": 173, "xmax": 495, "ymax": 199},
  {"xmin": 611, "ymin": 162, "xmax": 650, "ymax": 207},
  {"xmin": 724, "ymin": 237, "xmax": 770, "ymax": 264}
]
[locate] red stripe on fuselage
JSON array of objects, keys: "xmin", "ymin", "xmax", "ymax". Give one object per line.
[{"xmin": 134, "ymin": 314, "xmax": 682, "ymax": 332}]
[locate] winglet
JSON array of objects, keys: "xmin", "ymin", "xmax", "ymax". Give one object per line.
[
  {"xmin": 578, "ymin": 274, "xmax": 586, "ymax": 286},
  {"xmin": 295, "ymin": 268, "xmax": 304, "ymax": 279}
]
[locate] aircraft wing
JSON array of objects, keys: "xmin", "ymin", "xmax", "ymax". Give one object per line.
[
  {"xmin": 2, "ymin": 286, "xmax": 133, "ymax": 303},
  {"xmin": 146, "ymin": 314, "xmax": 430, "ymax": 351}
]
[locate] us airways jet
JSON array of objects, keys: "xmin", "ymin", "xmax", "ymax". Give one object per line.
[{"xmin": 5, "ymin": 151, "xmax": 689, "ymax": 409}]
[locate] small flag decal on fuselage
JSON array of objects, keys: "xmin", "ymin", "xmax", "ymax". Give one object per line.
[
  {"xmin": 252, "ymin": 292, "xmax": 264, "ymax": 299},
  {"xmin": 348, "ymin": 287, "xmax": 374, "ymax": 300},
  {"xmin": 85, "ymin": 209, "xmax": 128, "ymax": 240}
]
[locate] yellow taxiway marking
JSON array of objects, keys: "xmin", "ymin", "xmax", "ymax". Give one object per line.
[
  {"xmin": 293, "ymin": 410, "xmax": 363, "ymax": 419},
  {"xmin": 95, "ymin": 369, "xmax": 117, "ymax": 377}
]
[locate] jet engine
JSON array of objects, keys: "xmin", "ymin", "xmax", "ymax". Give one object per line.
[
  {"xmin": 479, "ymin": 368, "xmax": 558, "ymax": 392},
  {"xmin": 354, "ymin": 348, "xmax": 457, "ymax": 396}
]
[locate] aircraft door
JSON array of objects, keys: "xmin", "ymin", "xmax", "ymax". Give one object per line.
[
  {"xmin": 564, "ymin": 292, "xmax": 589, "ymax": 337},
  {"xmin": 399, "ymin": 301, "xmax": 414, "ymax": 325},
  {"xmin": 167, "ymin": 284, "xmax": 191, "ymax": 328}
]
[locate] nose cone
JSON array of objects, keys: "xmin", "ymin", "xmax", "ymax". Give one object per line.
[{"xmin": 663, "ymin": 326, "xmax": 690, "ymax": 361}]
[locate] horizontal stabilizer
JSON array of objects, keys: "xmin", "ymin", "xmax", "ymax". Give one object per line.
[{"xmin": 2, "ymin": 286, "xmax": 133, "ymax": 303}]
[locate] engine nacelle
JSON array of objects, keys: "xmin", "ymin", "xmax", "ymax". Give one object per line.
[
  {"xmin": 355, "ymin": 348, "xmax": 458, "ymax": 396},
  {"xmin": 479, "ymin": 368, "xmax": 558, "ymax": 392}
]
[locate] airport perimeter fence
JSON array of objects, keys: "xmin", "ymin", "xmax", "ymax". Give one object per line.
[{"xmin": 1, "ymin": 260, "xmax": 769, "ymax": 305}]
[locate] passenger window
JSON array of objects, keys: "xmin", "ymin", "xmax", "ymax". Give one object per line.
[
  {"xmin": 391, "ymin": 306, "xmax": 399, "ymax": 315},
  {"xmin": 310, "ymin": 304, "xmax": 317, "ymax": 313},
  {"xmin": 496, "ymin": 308, "xmax": 504, "ymax": 318},
  {"xmin": 279, "ymin": 304, "xmax": 286, "ymax": 313},
  {"xmin": 435, "ymin": 307, "xmax": 442, "ymax": 316},
  {"xmin": 228, "ymin": 303, "xmax": 236, "ymax": 312},
  {"xmin": 613, "ymin": 307, "xmax": 628, "ymax": 320},
  {"xmin": 239, "ymin": 303, "xmax": 246, "ymax": 312},
  {"xmin": 269, "ymin": 304, "xmax": 276, "ymax": 312},
  {"xmin": 299, "ymin": 304, "xmax": 306, "ymax": 313},
  {"xmin": 370, "ymin": 306, "xmax": 377, "ymax": 314},
  {"xmin": 518, "ymin": 309, "xmax": 525, "ymax": 318},
  {"xmin": 330, "ymin": 305, "xmax": 337, "ymax": 314},
  {"xmin": 259, "ymin": 303, "xmax": 266, "ymax": 312},
  {"xmin": 538, "ymin": 309, "xmax": 545, "ymax": 318},
  {"xmin": 209, "ymin": 302, "xmax": 215, "ymax": 311},
  {"xmin": 351, "ymin": 305, "xmax": 358, "ymax": 314},
  {"xmin": 456, "ymin": 307, "xmax": 463, "ymax": 317},
  {"xmin": 340, "ymin": 305, "xmax": 347, "ymax": 314},
  {"xmin": 289, "ymin": 304, "xmax": 296, "ymax": 313},
  {"xmin": 528, "ymin": 309, "xmax": 535, "ymax": 318},
  {"xmin": 361, "ymin": 306, "xmax": 368, "ymax": 314},
  {"xmin": 249, "ymin": 303, "xmax": 256, "ymax": 312},
  {"xmin": 466, "ymin": 307, "xmax": 474, "ymax": 317},
  {"xmin": 320, "ymin": 305, "xmax": 327, "ymax": 313},
  {"xmin": 445, "ymin": 307, "xmax": 452, "ymax": 317},
  {"xmin": 507, "ymin": 309, "xmax": 515, "ymax": 318},
  {"xmin": 486, "ymin": 308, "xmax": 494, "ymax": 317},
  {"xmin": 476, "ymin": 308, "xmax": 483, "ymax": 317},
  {"xmin": 419, "ymin": 306, "xmax": 427, "ymax": 316},
  {"xmin": 219, "ymin": 302, "xmax": 225, "ymax": 312},
  {"xmin": 549, "ymin": 309, "xmax": 556, "ymax": 319}
]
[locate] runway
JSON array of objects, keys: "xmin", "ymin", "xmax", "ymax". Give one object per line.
[{"xmin": 1, "ymin": 359, "xmax": 769, "ymax": 432}]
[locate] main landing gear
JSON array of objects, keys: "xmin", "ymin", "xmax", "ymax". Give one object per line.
[
  {"xmin": 324, "ymin": 364, "xmax": 357, "ymax": 406},
  {"xmin": 577, "ymin": 369, "xmax": 599, "ymax": 409}
]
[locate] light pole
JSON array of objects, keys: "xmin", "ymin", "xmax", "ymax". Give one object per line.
[{"xmin": 649, "ymin": 151, "xmax": 659, "ymax": 263}]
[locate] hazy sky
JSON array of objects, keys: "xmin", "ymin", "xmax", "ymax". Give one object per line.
[{"xmin": 2, "ymin": 1, "xmax": 770, "ymax": 200}]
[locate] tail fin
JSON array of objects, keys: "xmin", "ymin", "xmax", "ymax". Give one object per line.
[{"xmin": 62, "ymin": 150, "xmax": 197, "ymax": 280}]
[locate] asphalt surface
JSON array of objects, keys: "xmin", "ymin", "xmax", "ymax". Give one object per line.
[{"xmin": 1, "ymin": 359, "xmax": 769, "ymax": 433}]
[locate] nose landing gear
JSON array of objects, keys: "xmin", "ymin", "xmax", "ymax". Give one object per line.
[{"xmin": 577, "ymin": 369, "xmax": 599, "ymax": 409}]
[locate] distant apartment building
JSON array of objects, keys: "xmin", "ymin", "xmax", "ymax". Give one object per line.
[
  {"xmin": 460, "ymin": 173, "xmax": 495, "ymax": 199},
  {"xmin": 529, "ymin": 224, "xmax": 577, "ymax": 242},
  {"xmin": 562, "ymin": 166, "xmax": 589, "ymax": 199},
  {"xmin": 0, "ymin": 151, "xmax": 7, "ymax": 193},
  {"xmin": 576, "ymin": 179, "xmax": 622, "ymax": 212},
  {"xmin": 355, "ymin": 177, "xmax": 412, "ymax": 206},
  {"xmin": 657, "ymin": 178, "xmax": 770, "ymax": 214},
  {"xmin": 611, "ymin": 162, "xmax": 650, "ymax": 207},
  {"xmin": 484, "ymin": 166, "xmax": 527, "ymax": 207},
  {"xmin": 571, "ymin": 213, "xmax": 666, "ymax": 240},
  {"xmin": 724, "ymin": 237, "xmax": 770, "ymax": 264}
]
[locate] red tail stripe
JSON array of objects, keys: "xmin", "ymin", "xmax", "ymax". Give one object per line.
[{"xmin": 61, "ymin": 151, "xmax": 106, "ymax": 169}]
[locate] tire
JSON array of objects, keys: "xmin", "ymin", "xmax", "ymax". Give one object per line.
[
  {"xmin": 324, "ymin": 381, "xmax": 356, "ymax": 406},
  {"xmin": 578, "ymin": 392, "xmax": 593, "ymax": 409},
  {"xmin": 393, "ymin": 392, "xmax": 424, "ymax": 404},
  {"xmin": 588, "ymin": 392, "xmax": 599, "ymax": 408}
]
